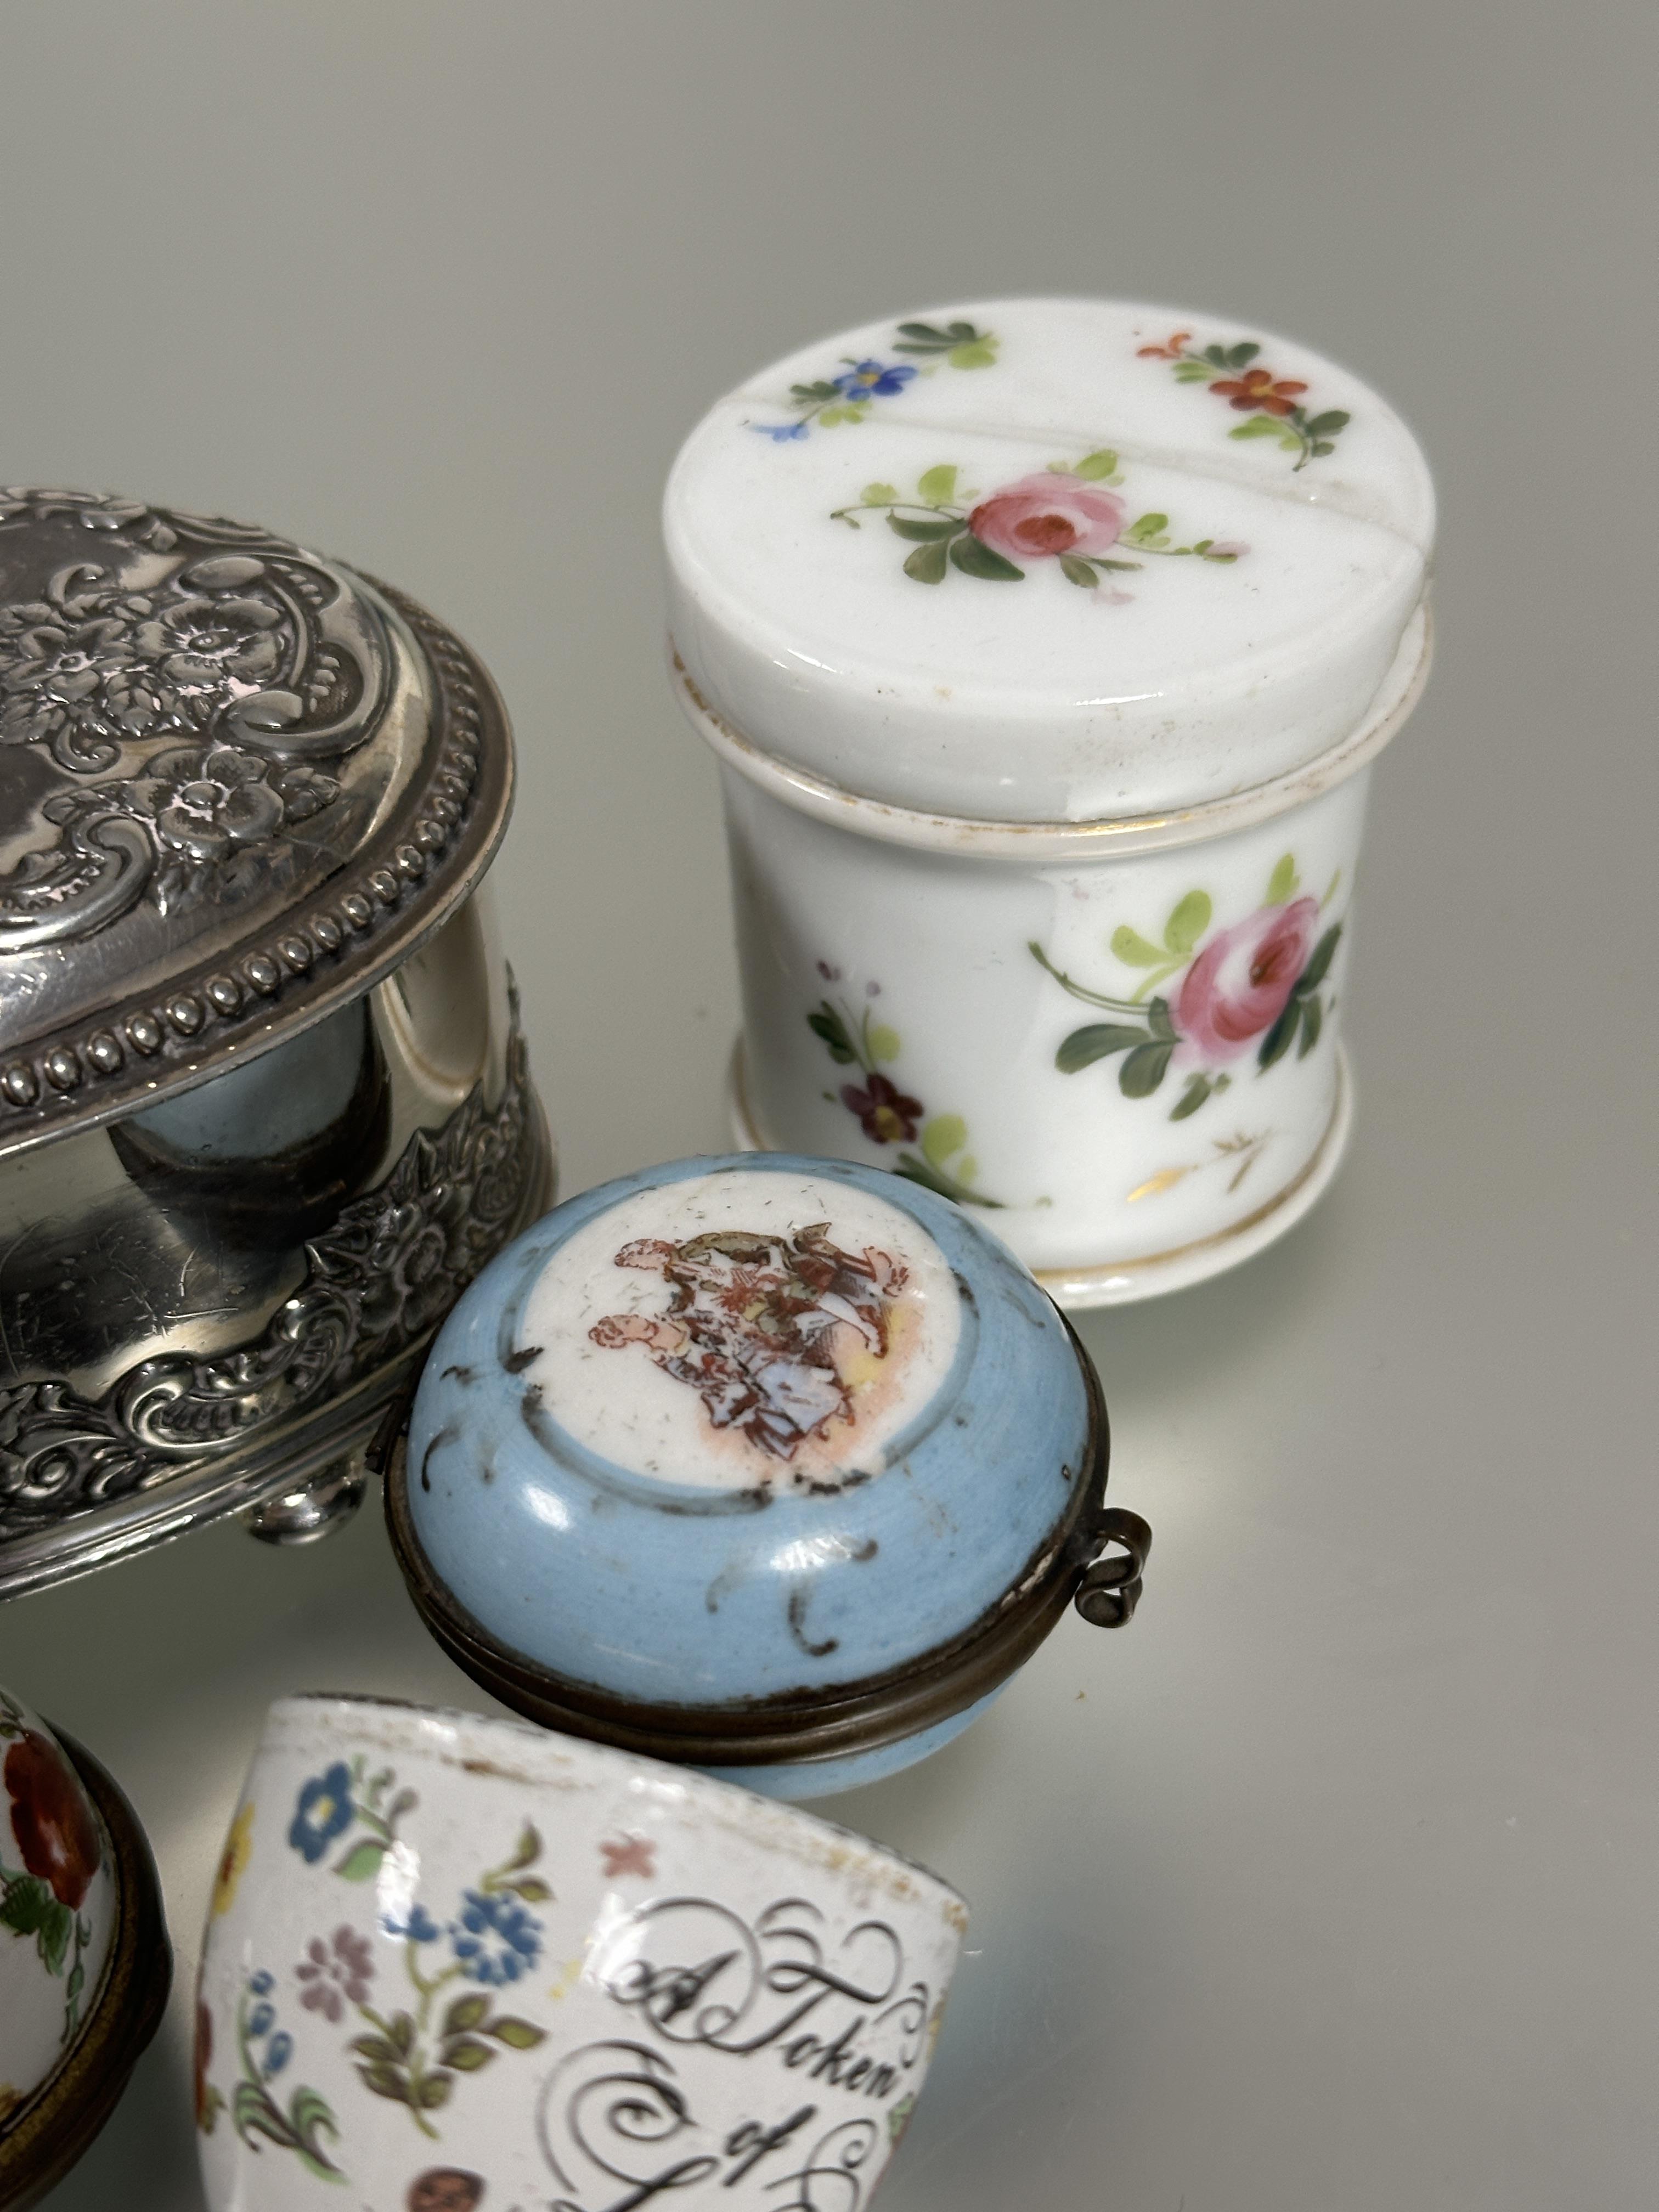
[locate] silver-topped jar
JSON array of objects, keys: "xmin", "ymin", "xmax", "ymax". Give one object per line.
[{"xmin": 0, "ymin": 488, "xmax": 554, "ymax": 1596}]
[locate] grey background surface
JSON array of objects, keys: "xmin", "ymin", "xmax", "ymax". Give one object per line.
[{"xmin": 0, "ymin": 3, "xmax": 1653, "ymax": 2206}]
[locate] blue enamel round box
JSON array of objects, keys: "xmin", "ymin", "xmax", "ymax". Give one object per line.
[{"xmin": 388, "ymin": 1154, "xmax": 1148, "ymax": 1798}]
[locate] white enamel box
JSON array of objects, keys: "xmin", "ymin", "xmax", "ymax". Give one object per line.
[
  {"xmin": 196, "ymin": 1697, "xmax": 966, "ymax": 2210},
  {"xmin": 663, "ymin": 298, "xmax": 1435, "ymax": 1304}
]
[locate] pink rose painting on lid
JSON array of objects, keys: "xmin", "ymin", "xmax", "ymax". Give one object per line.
[
  {"xmin": 967, "ymin": 473, "xmax": 1127, "ymax": 563},
  {"xmin": 1031, "ymin": 853, "xmax": 1342, "ymax": 1122},
  {"xmin": 831, "ymin": 452, "xmax": 1243, "ymax": 595}
]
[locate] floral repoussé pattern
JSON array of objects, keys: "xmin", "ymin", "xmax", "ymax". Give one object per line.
[
  {"xmin": 754, "ymin": 319, "xmax": 998, "ymax": 439},
  {"xmin": 1136, "ymin": 330, "xmax": 1351, "ymax": 471},
  {"xmin": 0, "ymin": 556, "xmax": 290, "ymax": 771},
  {"xmin": 809, "ymin": 967, "xmax": 1005, "ymax": 1207},
  {"xmin": 1030, "ymin": 853, "xmax": 1342, "ymax": 1121},
  {"xmin": 42, "ymin": 736, "xmax": 338, "ymax": 919},
  {"xmin": 0, "ymin": 1688, "xmax": 101, "ymax": 2047},
  {"xmin": 275, "ymin": 1759, "xmax": 549, "ymax": 2143},
  {"xmin": 0, "ymin": 490, "xmax": 390, "ymax": 945},
  {"xmin": 832, "ymin": 453, "xmax": 1243, "ymax": 595}
]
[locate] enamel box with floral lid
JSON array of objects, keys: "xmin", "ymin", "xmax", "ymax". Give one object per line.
[
  {"xmin": 0, "ymin": 489, "xmax": 554, "ymax": 1595},
  {"xmin": 0, "ymin": 1680, "xmax": 170, "ymax": 2208},
  {"xmin": 663, "ymin": 300, "xmax": 1435, "ymax": 1302},
  {"xmin": 388, "ymin": 1154, "xmax": 1148, "ymax": 1798}
]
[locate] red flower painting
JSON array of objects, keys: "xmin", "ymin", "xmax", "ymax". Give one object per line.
[
  {"xmin": 1136, "ymin": 330, "xmax": 1350, "ymax": 470},
  {"xmin": 1209, "ymin": 366, "xmax": 1310, "ymax": 416},
  {"xmin": 3, "ymin": 1728, "xmax": 100, "ymax": 1910}
]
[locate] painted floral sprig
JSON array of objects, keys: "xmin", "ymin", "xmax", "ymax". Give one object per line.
[
  {"xmin": 0, "ymin": 1689, "xmax": 99, "ymax": 2045},
  {"xmin": 346, "ymin": 1967, "xmax": 545, "ymax": 2139},
  {"xmin": 808, "ymin": 969, "xmax": 1003, "ymax": 1207},
  {"xmin": 287, "ymin": 1755, "xmax": 415, "ymax": 1879},
  {"xmin": 831, "ymin": 455, "xmax": 1242, "ymax": 594},
  {"xmin": 1127, "ymin": 1131, "xmax": 1271, "ymax": 1205},
  {"xmin": 1137, "ymin": 330, "xmax": 1351, "ymax": 471},
  {"xmin": 891, "ymin": 318, "xmax": 1000, "ymax": 368},
  {"xmin": 1031, "ymin": 854, "xmax": 1342, "ymax": 1121},
  {"xmin": 276, "ymin": 1759, "xmax": 551, "ymax": 2146},
  {"xmin": 229, "ymin": 1971, "xmax": 343, "ymax": 2183},
  {"xmin": 754, "ymin": 319, "xmax": 998, "ymax": 439}
]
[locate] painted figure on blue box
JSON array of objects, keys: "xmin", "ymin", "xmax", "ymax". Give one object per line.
[{"xmin": 590, "ymin": 1226, "xmax": 906, "ymax": 1463}]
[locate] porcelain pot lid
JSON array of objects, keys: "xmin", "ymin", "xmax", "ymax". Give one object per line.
[
  {"xmin": 0, "ymin": 488, "xmax": 511, "ymax": 1158},
  {"xmin": 664, "ymin": 297, "xmax": 1435, "ymax": 823},
  {"xmin": 401, "ymin": 1155, "xmax": 1103, "ymax": 1746}
]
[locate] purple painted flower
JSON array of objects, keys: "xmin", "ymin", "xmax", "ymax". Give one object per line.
[
  {"xmin": 840, "ymin": 1071, "xmax": 923, "ymax": 1146},
  {"xmin": 296, "ymin": 1925, "xmax": 375, "ymax": 2023}
]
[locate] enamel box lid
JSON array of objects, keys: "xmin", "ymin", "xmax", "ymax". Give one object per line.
[
  {"xmin": 0, "ymin": 1685, "xmax": 117, "ymax": 2135},
  {"xmin": 0, "ymin": 488, "xmax": 511, "ymax": 1157},
  {"xmin": 0, "ymin": 1681, "xmax": 171, "ymax": 2205},
  {"xmin": 397, "ymin": 1155, "xmax": 1109, "ymax": 1759},
  {"xmin": 664, "ymin": 297, "xmax": 1435, "ymax": 823}
]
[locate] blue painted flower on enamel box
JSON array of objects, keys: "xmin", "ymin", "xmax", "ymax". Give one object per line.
[
  {"xmin": 286, "ymin": 1762, "xmax": 354, "ymax": 1863},
  {"xmin": 381, "ymin": 1900, "xmax": 443, "ymax": 1944},
  {"xmin": 200, "ymin": 1753, "xmax": 557, "ymax": 2180},
  {"xmin": 452, "ymin": 1888, "xmax": 543, "ymax": 1987}
]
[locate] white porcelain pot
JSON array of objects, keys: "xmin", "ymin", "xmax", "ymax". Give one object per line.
[
  {"xmin": 196, "ymin": 1696, "xmax": 967, "ymax": 2211},
  {"xmin": 664, "ymin": 298, "xmax": 1435, "ymax": 1302}
]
